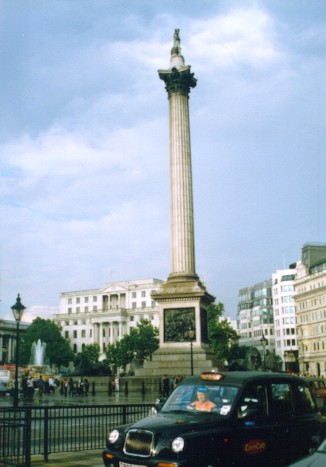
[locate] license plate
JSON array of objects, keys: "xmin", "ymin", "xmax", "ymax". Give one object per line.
[{"xmin": 119, "ymin": 463, "xmax": 146, "ymax": 467}]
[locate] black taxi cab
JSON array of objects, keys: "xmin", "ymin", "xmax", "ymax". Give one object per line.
[{"xmin": 102, "ymin": 371, "xmax": 326, "ymax": 466}]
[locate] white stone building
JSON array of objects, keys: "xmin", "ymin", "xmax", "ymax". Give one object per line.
[
  {"xmin": 295, "ymin": 244, "xmax": 326, "ymax": 377},
  {"xmin": 0, "ymin": 319, "xmax": 29, "ymax": 365},
  {"xmin": 272, "ymin": 266, "xmax": 298, "ymax": 371},
  {"xmin": 53, "ymin": 278, "xmax": 163, "ymax": 360}
]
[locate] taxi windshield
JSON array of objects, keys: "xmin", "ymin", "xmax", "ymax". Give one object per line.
[
  {"xmin": 161, "ymin": 383, "xmax": 239, "ymax": 416},
  {"xmin": 317, "ymin": 438, "xmax": 326, "ymax": 453}
]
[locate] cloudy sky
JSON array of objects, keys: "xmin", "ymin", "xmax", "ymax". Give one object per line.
[{"xmin": 1, "ymin": 0, "xmax": 325, "ymax": 323}]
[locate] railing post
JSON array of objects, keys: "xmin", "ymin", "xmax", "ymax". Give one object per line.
[
  {"xmin": 92, "ymin": 382, "xmax": 95, "ymax": 395},
  {"xmin": 108, "ymin": 380, "xmax": 112, "ymax": 396},
  {"xmin": 43, "ymin": 407, "xmax": 49, "ymax": 462},
  {"xmin": 141, "ymin": 382, "xmax": 145, "ymax": 395},
  {"xmin": 122, "ymin": 405, "xmax": 127, "ymax": 424},
  {"xmin": 125, "ymin": 381, "xmax": 128, "ymax": 395},
  {"xmin": 24, "ymin": 408, "xmax": 32, "ymax": 467}
]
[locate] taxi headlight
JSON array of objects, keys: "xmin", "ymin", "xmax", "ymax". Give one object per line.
[
  {"xmin": 108, "ymin": 429, "xmax": 120, "ymax": 444},
  {"xmin": 171, "ymin": 436, "xmax": 184, "ymax": 453}
]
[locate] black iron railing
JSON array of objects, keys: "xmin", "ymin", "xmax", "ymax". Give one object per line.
[{"xmin": 0, "ymin": 403, "xmax": 154, "ymax": 466}]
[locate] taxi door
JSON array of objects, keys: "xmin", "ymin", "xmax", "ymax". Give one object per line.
[
  {"xmin": 286, "ymin": 380, "xmax": 323, "ymax": 460},
  {"xmin": 231, "ymin": 381, "xmax": 290, "ymax": 466}
]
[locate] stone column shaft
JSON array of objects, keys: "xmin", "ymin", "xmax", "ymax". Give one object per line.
[{"xmin": 169, "ymin": 92, "xmax": 195, "ymax": 276}]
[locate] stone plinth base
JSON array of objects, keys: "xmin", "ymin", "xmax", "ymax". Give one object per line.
[
  {"xmin": 135, "ymin": 347, "xmax": 218, "ymax": 377},
  {"xmin": 148, "ymin": 269, "xmax": 217, "ymax": 378}
]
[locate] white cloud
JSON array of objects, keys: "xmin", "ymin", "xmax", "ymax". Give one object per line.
[
  {"xmin": 23, "ymin": 306, "xmax": 58, "ymax": 323},
  {"xmin": 187, "ymin": 8, "xmax": 283, "ymax": 72},
  {"xmin": 1, "ymin": 1, "xmax": 325, "ymax": 320}
]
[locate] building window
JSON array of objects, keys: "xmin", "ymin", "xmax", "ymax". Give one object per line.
[
  {"xmin": 90, "ymin": 329, "xmax": 92, "ymax": 337},
  {"xmin": 142, "ymin": 301, "xmax": 146, "ymax": 308},
  {"xmin": 93, "ymin": 296, "xmax": 97, "ymax": 302},
  {"xmin": 76, "ymin": 297, "xmax": 80, "ymax": 304},
  {"xmin": 82, "ymin": 330, "xmax": 86, "ymax": 338},
  {"xmin": 73, "ymin": 330, "xmax": 77, "ymax": 338},
  {"xmin": 84, "ymin": 306, "xmax": 88, "ymax": 313},
  {"xmin": 132, "ymin": 292, "xmax": 137, "ymax": 298},
  {"xmin": 103, "ymin": 329, "xmax": 106, "ymax": 337},
  {"xmin": 68, "ymin": 298, "xmax": 72, "ymax": 304},
  {"xmin": 68, "ymin": 308, "xmax": 72, "ymax": 315},
  {"xmin": 141, "ymin": 291, "xmax": 146, "ymax": 298},
  {"xmin": 85, "ymin": 297, "xmax": 89, "ymax": 303},
  {"xmin": 132, "ymin": 302, "xmax": 136, "ymax": 309},
  {"xmin": 65, "ymin": 331, "xmax": 69, "ymax": 338},
  {"xmin": 93, "ymin": 305, "xmax": 97, "ymax": 311},
  {"xmin": 73, "ymin": 344, "xmax": 77, "ymax": 353},
  {"xmin": 76, "ymin": 307, "xmax": 80, "ymax": 313}
]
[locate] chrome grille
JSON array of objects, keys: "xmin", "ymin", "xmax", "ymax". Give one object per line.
[{"xmin": 124, "ymin": 429, "xmax": 154, "ymax": 457}]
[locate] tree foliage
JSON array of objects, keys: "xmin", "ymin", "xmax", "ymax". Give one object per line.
[
  {"xmin": 207, "ymin": 302, "xmax": 239, "ymax": 362},
  {"xmin": 265, "ymin": 350, "xmax": 283, "ymax": 372},
  {"xmin": 80, "ymin": 343, "xmax": 100, "ymax": 370},
  {"xmin": 20, "ymin": 317, "xmax": 74, "ymax": 367},
  {"xmin": 105, "ymin": 319, "xmax": 159, "ymax": 372}
]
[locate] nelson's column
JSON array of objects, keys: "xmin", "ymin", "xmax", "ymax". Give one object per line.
[{"xmin": 138, "ymin": 30, "xmax": 217, "ymax": 376}]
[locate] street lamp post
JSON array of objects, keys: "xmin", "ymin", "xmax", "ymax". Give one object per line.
[
  {"xmin": 260, "ymin": 333, "xmax": 268, "ymax": 371},
  {"xmin": 187, "ymin": 326, "xmax": 195, "ymax": 376},
  {"xmin": 11, "ymin": 294, "xmax": 26, "ymax": 408}
]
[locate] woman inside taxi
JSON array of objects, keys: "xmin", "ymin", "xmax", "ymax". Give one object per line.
[{"xmin": 188, "ymin": 387, "xmax": 217, "ymax": 412}]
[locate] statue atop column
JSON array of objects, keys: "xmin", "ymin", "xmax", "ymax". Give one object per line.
[
  {"xmin": 159, "ymin": 29, "xmax": 196, "ymax": 95},
  {"xmin": 171, "ymin": 29, "xmax": 181, "ymax": 55}
]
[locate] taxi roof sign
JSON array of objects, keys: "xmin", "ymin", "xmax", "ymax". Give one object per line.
[{"xmin": 200, "ymin": 372, "xmax": 224, "ymax": 381}]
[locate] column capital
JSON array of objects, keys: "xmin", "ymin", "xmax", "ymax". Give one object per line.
[{"xmin": 158, "ymin": 66, "xmax": 197, "ymax": 97}]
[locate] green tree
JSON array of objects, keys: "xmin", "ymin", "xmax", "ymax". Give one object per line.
[
  {"xmin": 265, "ymin": 350, "xmax": 283, "ymax": 372},
  {"xmin": 80, "ymin": 343, "xmax": 100, "ymax": 370},
  {"xmin": 105, "ymin": 342, "xmax": 121, "ymax": 374},
  {"xmin": 105, "ymin": 319, "xmax": 159, "ymax": 371},
  {"xmin": 20, "ymin": 317, "xmax": 74, "ymax": 368},
  {"xmin": 132, "ymin": 319, "xmax": 159, "ymax": 364},
  {"xmin": 207, "ymin": 302, "xmax": 239, "ymax": 362},
  {"xmin": 227, "ymin": 344, "xmax": 251, "ymax": 370}
]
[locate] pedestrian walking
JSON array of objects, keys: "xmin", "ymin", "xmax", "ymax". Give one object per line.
[
  {"xmin": 37, "ymin": 375, "xmax": 44, "ymax": 396},
  {"xmin": 114, "ymin": 376, "xmax": 120, "ymax": 392},
  {"xmin": 63, "ymin": 378, "xmax": 68, "ymax": 397},
  {"xmin": 27, "ymin": 376, "xmax": 34, "ymax": 401},
  {"xmin": 162, "ymin": 374, "xmax": 170, "ymax": 397},
  {"xmin": 84, "ymin": 378, "xmax": 89, "ymax": 395},
  {"xmin": 68, "ymin": 377, "xmax": 75, "ymax": 396},
  {"xmin": 49, "ymin": 377, "xmax": 56, "ymax": 394},
  {"xmin": 21, "ymin": 375, "xmax": 28, "ymax": 400}
]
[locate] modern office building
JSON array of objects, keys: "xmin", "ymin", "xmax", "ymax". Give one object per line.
[
  {"xmin": 237, "ymin": 243, "xmax": 326, "ymax": 374},
  {"xmin": 53, "ymin": 278, "xmax": 163, "ymax": 360},
  {"xmin": 272, "ymin": 266, "xmax": 298, "ymax": 372},
  {"xmin": 295, "ymin": 243, "xmax": 326, "ymax": 377},
  {"xmin": 237, "ymin": 279, "xmax": 274, "ymax": 354}
]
